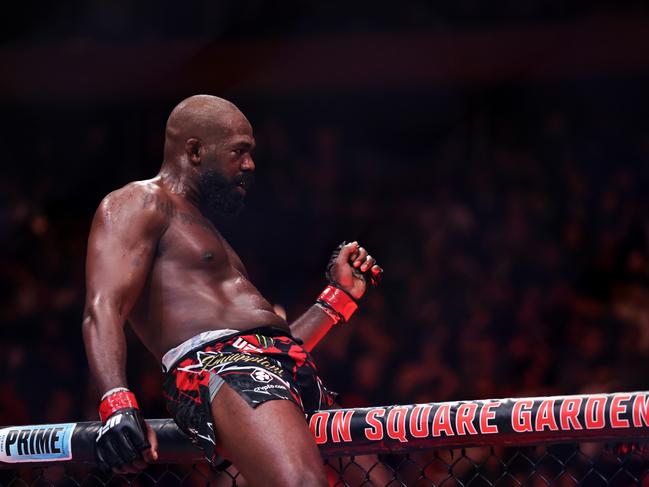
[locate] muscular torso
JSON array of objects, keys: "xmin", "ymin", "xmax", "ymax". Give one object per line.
[{"xmin": 127, "ymin": 183, "xmax": 288, "ymax": 360}]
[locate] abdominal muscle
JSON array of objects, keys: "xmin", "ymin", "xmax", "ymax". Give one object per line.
[{"xmin": 128, "ymin": 267, "xmax": 289, "ymax": 361}]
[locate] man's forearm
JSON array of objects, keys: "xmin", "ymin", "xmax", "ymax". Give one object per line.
[
  {"xmin": 289, "ymin": 240, "xmax": 382, "ymax": 351},
  {"xmin": 82, "ymin": 306, "xmax": 129, "ymax": 398},
  {"xmin": 289, "ymin": 305, "xmax": 337, "ymax": 352}
]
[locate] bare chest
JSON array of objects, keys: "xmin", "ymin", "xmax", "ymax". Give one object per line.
[{"xmin": 156, "ymin": 208, "xmax": 245, "ymax": 274}]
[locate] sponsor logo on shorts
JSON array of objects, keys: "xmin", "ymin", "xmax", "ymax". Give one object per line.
[
  {"xmin": 193, "ymin": 351, "xmax": 284, "ymax": 377},
  {"xmin": 232, "ymin": 337, "xmax": 263, "ymax": 353},
  {"xmin": 251, "ymin": 369, "xmax": 273, "ymax": 383},
  {"xmin": 0, "ymin": 423, "xmax": 76, "ymax": 463},
  {"xmin": 253, "ymin": 384, "xmax": 286, "ymax": 393}
]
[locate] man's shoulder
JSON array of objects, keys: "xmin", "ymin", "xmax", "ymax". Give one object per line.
[
  {"xmin": 101, "ymin": 178, "xmax": 167, "ymax": 205},
  {"xmin": 95, "ymin": 178, "xmax": 172, "ymax": 230}
]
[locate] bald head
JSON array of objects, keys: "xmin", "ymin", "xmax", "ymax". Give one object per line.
[
  {"xmin": 159, "ymin": 95, "xmax": 256, "ymax": 218},
  {"xmin": 163, "ymin": 95, "xmax": 251, "ymax": 162}
]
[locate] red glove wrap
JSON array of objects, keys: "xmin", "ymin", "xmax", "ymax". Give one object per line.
[
  {"xmin": 317, "ymin": 285, "xmax": 358, "ymax": 322},
  {"xmin": 99, "ymin": 390, "xmax": 140, "ymax": 422}
]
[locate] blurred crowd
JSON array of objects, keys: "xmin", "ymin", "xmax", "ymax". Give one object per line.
[
  {"xmin": 3, "ymin": 0, "xmax": 647, "ymax": 44},
  {"xmin": 0, "ymin": 81, "xmax": 648, "ymax": 427}
]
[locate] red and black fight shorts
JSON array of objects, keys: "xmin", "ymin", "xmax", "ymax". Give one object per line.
[{"xmin": 163, "ymin": 326, "xmax": 337, "ymax": 469}]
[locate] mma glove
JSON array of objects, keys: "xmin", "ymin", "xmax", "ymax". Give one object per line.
[
  {"xmin": 326, "ymin": 241, "xmax": 382, "ymax": 289},
  {"xmin": 317, "ymin": 241, "xmax": 382, "ymax": 324},
  {"xmin": 95, "ymin": 388, "xmax": 150, "ymax": 471}
]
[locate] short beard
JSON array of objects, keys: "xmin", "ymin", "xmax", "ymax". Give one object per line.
[{"xmin": 197, "ymin": 169, "xmax": 246, "ymax": 223}]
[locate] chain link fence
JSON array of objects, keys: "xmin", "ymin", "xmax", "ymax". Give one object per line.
[{"xmin": 1, "ymin": 443, "xmax": 648, "ymax": 487}]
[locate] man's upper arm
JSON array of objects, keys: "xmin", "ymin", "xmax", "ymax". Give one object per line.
[{"xmin": 85, "ymin": 186, "xmax": 168, "ymax": 320}]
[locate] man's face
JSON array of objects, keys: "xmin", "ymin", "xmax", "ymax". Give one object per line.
[{"xmin": 198, "ymin": 114, "xmax": 256, "ymax": 220}]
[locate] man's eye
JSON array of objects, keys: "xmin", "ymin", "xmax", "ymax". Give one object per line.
[{"xmin": 232, "ymin": 149, "xmax": 243, "ymax": 155}]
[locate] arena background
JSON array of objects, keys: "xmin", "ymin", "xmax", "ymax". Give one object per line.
[{"xmin": 1, "ymin": 1, "xmax": 649, "ymax": 430}]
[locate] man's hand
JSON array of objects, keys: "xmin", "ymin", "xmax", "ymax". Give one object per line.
[
  {"xmin": 96, "ymin": 409, "xmax": 159, "ymax": 474},
  {"xmin": 326, "ymin": 241, "xmax": 383, "ymax": 301},
  {"xmin": 95, "ymin": 390, "xmax": 159, "ymax": 474}
]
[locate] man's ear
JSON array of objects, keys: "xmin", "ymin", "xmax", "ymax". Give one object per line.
[{"xmin": 185, "ymin": 138, "xmax": 201, "ymax": 165}]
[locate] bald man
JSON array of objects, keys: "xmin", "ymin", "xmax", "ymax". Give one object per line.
[{"xmin": 82, "ymin": 95, "xmax": 383, "ymax": 487}]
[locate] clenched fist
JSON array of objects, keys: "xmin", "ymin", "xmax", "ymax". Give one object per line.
[{"xmin": 326, "ymin": 241, "xmax": 383, "ymax": 301}]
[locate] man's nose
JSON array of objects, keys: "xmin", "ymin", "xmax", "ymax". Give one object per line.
[{"xmin": 241, "ymin": 155, "xmax": 255, "ymax": 171}]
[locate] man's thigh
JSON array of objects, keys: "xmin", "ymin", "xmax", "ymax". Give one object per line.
[{"xmin": 211, "ymin": 383, "xmax": 327, "ymax": 487}]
